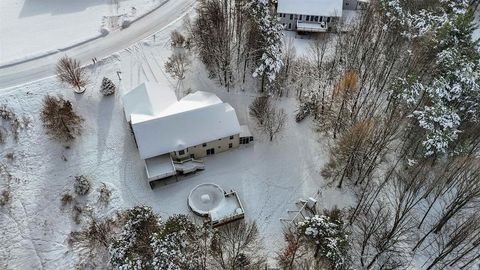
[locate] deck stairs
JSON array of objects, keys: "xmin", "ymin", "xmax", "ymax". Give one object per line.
[{"xmin": 173, "ymin": 158, "xmax": 205, "ymax": 174}]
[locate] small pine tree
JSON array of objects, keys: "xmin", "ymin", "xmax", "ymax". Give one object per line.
[
  {"xmin": 100, "ymin": 77, "xmax": 116, "ymax": 96},
  {"xmin": 56, "ymin": 56, "xmax": 88, "ymax": 93}
]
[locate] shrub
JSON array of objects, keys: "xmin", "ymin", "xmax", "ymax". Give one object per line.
[
  {"xmin": 41, "ymin": 95, "xmax": 83, "ymax": 142},
  {"xmin": 0, "ymin": 189, "xmax": 11, "ymax": 206},
  {"xmin": 0, "ymin": 105, "xmax": 21, "ymax": 142},
  {"xmin": 5, "ymin": 152, "xmax": 14, "ymax": 161},
  {"xmin": 97, "ymin": 183, "xmax": 111, "ymax": 205},
  {"xmin": 170, "ymin": 30, "xmax": 186, "ymax": 48},
  {"xmin": 73, "ymin": 205, "xmax": 84, "ymax": 224},
  {"xmin": 61, "ymin": 193, "xmax": 74, "ymax": 206},
  {"xmin": 100, "ymin": 77, "xmax": 116, "ymax": 96},
  {"xmin": 74, "ymin": 175, "xmax": 91, "ymax": 196},
  {"xmin": 69, "ymin": 217, "xmax": 117, "ymax": 248}
]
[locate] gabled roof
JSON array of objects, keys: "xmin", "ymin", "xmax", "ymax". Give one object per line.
[
  {"xmin": 277, "ymin": 0, "xmax": 343, "ymax": 17},
  {"xmin": 122, "ymin": 82, "xmax": 178, "ymax": 122},
  {"xmin": 123, "ymin": 83, "xmax": 241, "ymax": 160}
]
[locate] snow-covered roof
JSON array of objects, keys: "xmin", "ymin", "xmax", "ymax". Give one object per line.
[
  {"xmin": 123, "ymin": 84, "xmax": 241, "ymax": 160},
  {"xmin": 277, "ymin": 0, "xmax": 343, "ymax": 17},
  {"xmin": 240, "ymin": 125, "xmax": 252, "ymax": 138},
  {"xmin": 122, "ymin": 81, "xmax": 178, "ymax": 122}
]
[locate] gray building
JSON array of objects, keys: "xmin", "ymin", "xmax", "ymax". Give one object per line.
[{"xmin": 277, "ymin": 0, "xmax": 363, "ymax": 32}]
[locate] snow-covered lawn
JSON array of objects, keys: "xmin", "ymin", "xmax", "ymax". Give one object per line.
[
  {"xmin": 0, "ymin": 0, "xmax": 164, "ymax": 65},
  {"xmin": 0, "ymin": 13, "xmax": 353, "ymax": 269}
]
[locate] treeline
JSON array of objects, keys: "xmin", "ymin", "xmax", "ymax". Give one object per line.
[
  {"xmin": 295, "ymin": 0, "xmax": 480, "ymax": 269},
  {"xmin": 187, "ymin": 0, "xmax": 283, "ymax": 92}
]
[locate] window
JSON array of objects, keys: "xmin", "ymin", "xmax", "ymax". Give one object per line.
[
  {"xmin": 306, "ymin": 15, "xmax": 310, "ymax": 21},
  {"xmin": 290, "ymin": 14, "xmax": 293, "ymax": 20},
  {"xmin": 190, "ymin": 154, "xmax": 195, "ymax": 158},
  {"xmin": 288, "ymin": 23, "xmax": 291, "ymax": 29},
  {"xmin": 319, "ymin": 16, "xmax": 323, "ymax": 22},
  {"xmin": 314, "ymin": 16, "xmax": 319, "ymax": 21},
  {"xmin": 327, "ymin": 17, "xmax": 331, "ymax": 23},
  {"xmin": 206, "ymin": 148, "xmax": 215, "ymax": 155},
  {"xmin": 178, "ymin": 150, "xmax": 185, "ymax": 155},
  {"xmin": 299, "ymin": 15, "xmax": 302, "ymax": 20},
  {"xmin": 250, "ymin": 136, "xmax": 254, "ymax": 142},
  {"xmin": 230, "ymin": 135, "xmax": 234, "ymax": 140},
  {"xmin": 202, "ymin": 143, "xmax": 207, "ymax": 147},
  {"xmin": 240, "ymin": 137, "xmax": 250, "ymax": 144},
  {"xmin": 278, "ymin": 13, "xmax": 282, "ymax": 17},
  {"xmin": 229, "ymin": 143, "xmax": 233, "ymax": 148}
]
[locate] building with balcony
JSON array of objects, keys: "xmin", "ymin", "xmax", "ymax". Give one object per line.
[{"xmin": 277, "ymin": 0, "xmax": 363, "ymax": 33}]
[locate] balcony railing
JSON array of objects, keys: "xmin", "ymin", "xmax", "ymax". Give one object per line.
[{"xmin": 296, "ymin": 21, "xmax": 328, "ymax": 32}]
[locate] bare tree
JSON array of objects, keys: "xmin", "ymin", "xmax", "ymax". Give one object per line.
[
  {"xmin": 210, "ymin": 221, "xmax": 266, "ymax": 270},
  {"xmin": 56, "ymin": 56, "xmax": 88, "ymax": 93},
  {"xmin": 424, "ymin": 214, "xmax": 480, "ymax": 270},
  {"xmin": 261, "ymin": 105, "xmax": 287, "ymax": 142},
  {"xmin": 250, "ymin": 94, "xmax": 287, "ymax": 142},
  {"xmin": 165, "ymin": 52, "xmax": 191, "ymax": 95},
  {"xmin": 41, "ymin": 95, "xmax": 83, "ymax": 142},
  {"xmin": 249, "ymin": 95, "xmax": 270, "ymax": 125}
]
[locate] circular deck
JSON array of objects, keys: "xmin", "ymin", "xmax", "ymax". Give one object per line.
[{"xmin": 188, "ymin": 183, "xmax": 225, "ymax": 216}]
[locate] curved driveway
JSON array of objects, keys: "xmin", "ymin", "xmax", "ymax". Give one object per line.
[{"xmin": 0, "ymin": 0, "xmax": 195, "ymax": 89}]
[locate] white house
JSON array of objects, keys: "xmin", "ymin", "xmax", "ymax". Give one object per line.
[
  {"xmin": 277, "ymin": 0, "xmax": 365, "ymax": 32},
  {"xmin": 122, "ymin": 82, "xmax": 253, "ymax": 186}
]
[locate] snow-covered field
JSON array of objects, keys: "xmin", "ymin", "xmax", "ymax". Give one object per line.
[
  {"xmin": 0, "ymin": 17, "xmax": 352, "ymax": 269},
  {"xmin": 0, "ymin": 0, "xmax": 164, "ymax": 65}
]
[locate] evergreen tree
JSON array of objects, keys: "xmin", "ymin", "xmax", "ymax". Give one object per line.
[
  {"xmin": 397, "ymin": 2, "xmax": 480, "ymax": 156},
  {"xmin": 100, "ymin": 77, "xmax": 116, "ymax": 96}
]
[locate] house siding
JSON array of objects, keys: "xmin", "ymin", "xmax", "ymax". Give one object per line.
[
  {"xmin": 171, "ymin": 134, "xmax": 240, "ymax": 160},
  {"xmin": 277, "ymin": 12, "xmax": 340, "ymax": 32}
]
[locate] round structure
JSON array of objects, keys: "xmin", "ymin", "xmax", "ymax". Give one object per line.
[{"xmin": 188, "ymin": 183, "xmax": 225, "ymax": 216}]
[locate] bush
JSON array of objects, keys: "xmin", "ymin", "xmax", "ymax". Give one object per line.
[
  {"xmin": 170, "ymin": 30, "xmax": 186, "ymax": 48},
  {"xmin": 5, "ymin": 152, "xmax": 14, "ymax": 161},
  {"xmin": 61, "ymin": 193, "xmax": 74, "ymax": 206},
  {"xmin": 73, "ymin": 205, "xmax": 84, "ymax": 224},
  {"xmin": 0, "ymin": 105, "xmax": 21, "ymax": 142},
  {"xmin": 97, "ymin": 183, "xmax": 111, "ymax": 205},
  {"xmin": 74, "ymin": 175, "xmax": 91, "ymax": 196},
  {"xmin": 100, "ymin": 77, "xmax": 116, "ymax": 96},
  {"xmin": 41, "ymin": 95, "xmax": 83, "ymax": 142},
  {"xmin": 0, "ymin": 189, "xmax": 11, "ymax": 206}
]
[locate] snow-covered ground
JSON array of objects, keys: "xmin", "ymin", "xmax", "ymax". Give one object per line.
[
  {"xmin": 0, "ymin": 15, "xmax": 353, "ymax": 269},
  {"xmin": 0, "ymin": 0, "xmax": 164, "ymax": 65}
]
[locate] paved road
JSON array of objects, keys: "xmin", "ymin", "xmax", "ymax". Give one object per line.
[{"xmin": 0, "ymin": 0, "xmax": 195, "ymax": 89}]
